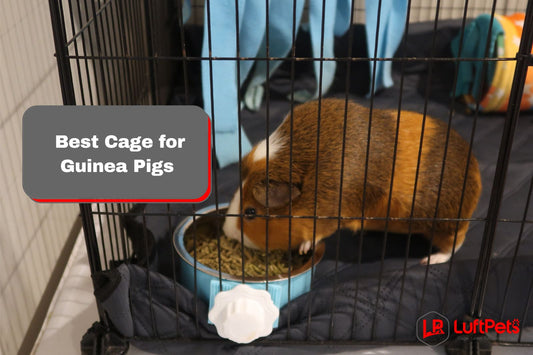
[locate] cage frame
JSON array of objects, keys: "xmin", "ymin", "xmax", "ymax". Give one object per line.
[{"xmin": 47, "ymin": 0, "xmax": 533, "ymax": 353}]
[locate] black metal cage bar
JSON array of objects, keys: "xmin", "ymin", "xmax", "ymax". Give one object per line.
[{"xmin": 471, "ymin": 0, "xmax": 533, "ymax": 320}]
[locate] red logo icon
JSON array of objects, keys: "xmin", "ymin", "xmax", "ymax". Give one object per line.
[
  {"xmin": 416, "ymin": 311, "xmax": 450, "ymax": 346},
  {"xmin": 422, "ymin": 318, "xmax": 446, "ymax": 338}
]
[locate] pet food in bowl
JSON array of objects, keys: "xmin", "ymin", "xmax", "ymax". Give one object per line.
[
  {"xmin": 184, "ymin": 225, "xmax": 312, "ymax": 279},
  {"xmin": 174, "ymin": 202, "xmax": 325, "ymax": 335}
]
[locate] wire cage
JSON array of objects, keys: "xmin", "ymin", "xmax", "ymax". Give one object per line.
[{"xmin": 48, "ymin": 0, "xmax": 533, "ymax": 353}]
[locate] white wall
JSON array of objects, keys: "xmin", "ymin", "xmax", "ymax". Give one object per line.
[{"xmin": 0, "ymin": 1, "xmax": 79, "ymax": 354}]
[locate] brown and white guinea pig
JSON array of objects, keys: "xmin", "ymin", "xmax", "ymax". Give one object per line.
[{"xmin": 222, "ymin": 98, "xmax": 482, "ymax": 264}]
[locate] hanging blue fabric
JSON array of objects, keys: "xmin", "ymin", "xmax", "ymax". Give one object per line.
[
  {"xmin": 245, "ymin": 0, "xmax": 352, "ymax": 104},
  {"xmin": 201, "ymin": 0, "xmax": 352, "ymax": 168},
  {"xmin": 201, "ymin": 0, "xmax": 259, "ymax": 168},
  {"xmin": 243, "ymin": 0, "xmax": 306, "ymax": 108},
  {"xmin": 197, "ymin": 0, "xmax": 407, "ymax": 167},
  {"xmin": 181, "ymin": 0, "xmax": 191, "ymax": 24},
  {"xmin": 365, "ymin": 0, "xmax": 408, "ymax": 96},
  {"xmin": 292, "ymin": 0, "xmax": 351, "ymax": 102}
]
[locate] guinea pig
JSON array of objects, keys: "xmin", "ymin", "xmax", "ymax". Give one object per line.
[{"xmin": 222, "ymin": 98, "xmax": 482, "ymax": 264}]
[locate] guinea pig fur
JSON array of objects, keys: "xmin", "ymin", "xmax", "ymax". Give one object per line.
[{"xmin": 222, "ymin": 98, "xmax": 482, "ymax": 264}]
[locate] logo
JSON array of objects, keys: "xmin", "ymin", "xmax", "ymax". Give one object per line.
[
  {"xmin": 416, "ymin": 312, "xmax": 521, "ymax": 347},
  {"xmin": 416, "ymin": 311, "xmax": 450, "ymax": 346},
  {"xmin": 453, "ymin": 318, "xmax": 520, "ymax": 335}
]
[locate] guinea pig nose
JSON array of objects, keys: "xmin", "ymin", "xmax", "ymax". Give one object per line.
[{"xmin": 244, "ymin": 207, "xmax": 256, "ymax": 218}]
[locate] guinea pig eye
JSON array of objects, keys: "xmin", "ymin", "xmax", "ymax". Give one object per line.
[{"xmin": 244, "ymin": 207, "xmax": 256, "ymax": 219}]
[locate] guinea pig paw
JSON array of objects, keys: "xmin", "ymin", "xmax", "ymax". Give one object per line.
[
  {"xmin": 298, "ymin": 240, "xmax": 313, "ymax": 255},
  {"xmin": 420, "ymin": 252, "xmax": 452, "ymax": 265}
]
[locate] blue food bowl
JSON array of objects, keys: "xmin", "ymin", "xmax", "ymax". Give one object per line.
[{"xmin": 173, "ymin": 203, "xmax": 325, "ymax": 327}]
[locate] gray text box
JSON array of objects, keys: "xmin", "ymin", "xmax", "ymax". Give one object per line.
[{"xmin": 23, "ymin": 106, "xmax": 211, "ymax": 202}]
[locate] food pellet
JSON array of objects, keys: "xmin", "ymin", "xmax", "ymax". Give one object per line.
[{"xmin": 185, "ymin": 229, "xmax": 311, "ymax": 278}]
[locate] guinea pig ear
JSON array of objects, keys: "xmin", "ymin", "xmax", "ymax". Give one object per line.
[{"xmin": 252, "ymin": 180, "xmax": 301, "ymax": 208}]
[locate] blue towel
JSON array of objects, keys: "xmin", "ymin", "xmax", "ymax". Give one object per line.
[
  {"xmin": 365, "ymin": 0, "xmax": 408, "ymax": 96},
  {"xmin": 201, "ymin": 0, "xmax": 255, "ymax": 168},
  {"xmin": 296, "ymin": 0, "xmax": 351, "ymax": 102}
]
